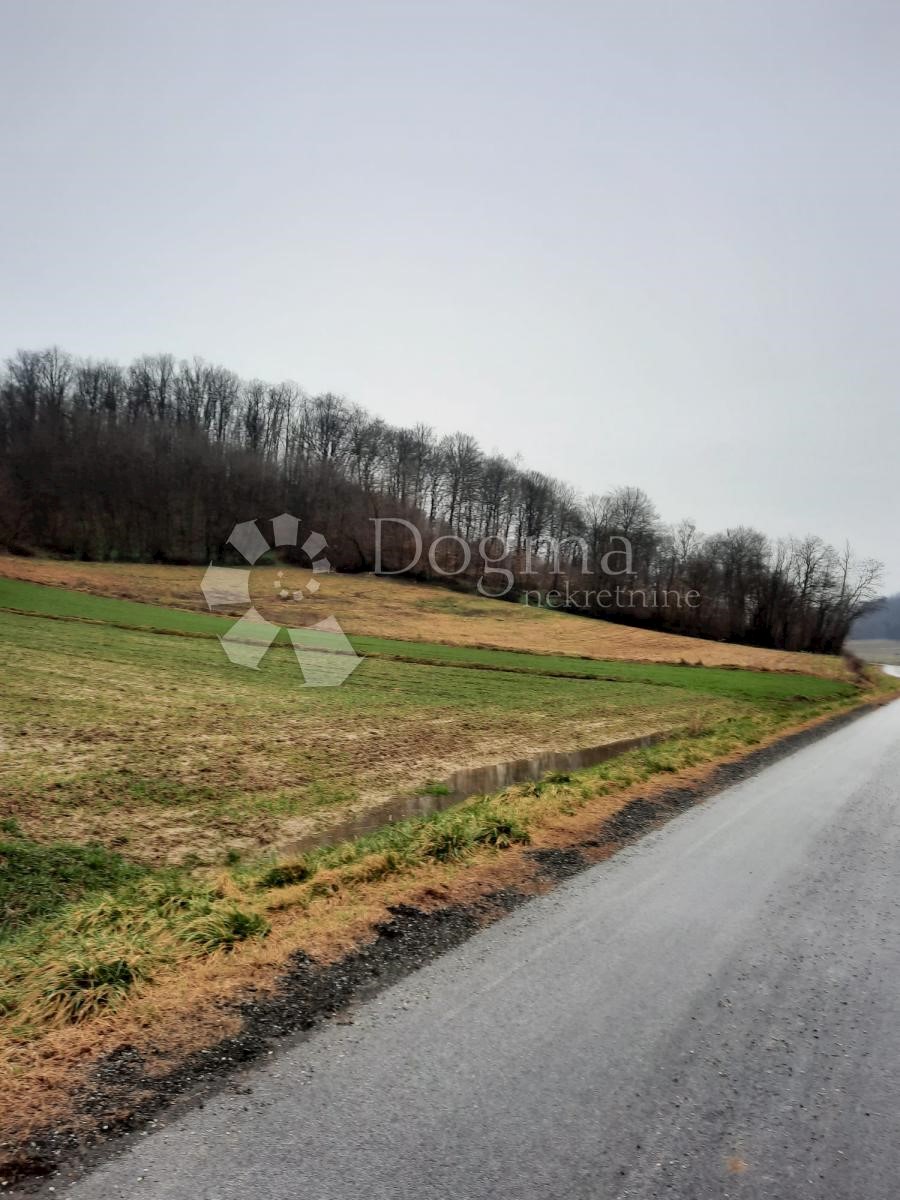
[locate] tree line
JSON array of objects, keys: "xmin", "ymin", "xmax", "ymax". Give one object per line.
[{"xmin": 0, "ymin": 347, "xmax": 883, "ymax": 653}]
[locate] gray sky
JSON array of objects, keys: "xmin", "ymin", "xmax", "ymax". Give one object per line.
[{"xmin": 2, "ymin": 0, "xmax": 898, "ymax": 587}]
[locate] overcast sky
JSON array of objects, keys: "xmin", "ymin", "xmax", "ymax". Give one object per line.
[{"xmin": 2, "ymin": 0, "xmax": 898, "ymax": 587}]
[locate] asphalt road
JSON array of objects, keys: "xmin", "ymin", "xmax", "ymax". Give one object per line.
[{"xmin": 63, "ymin": 700, "xmax": 900, "ymax": 1200}]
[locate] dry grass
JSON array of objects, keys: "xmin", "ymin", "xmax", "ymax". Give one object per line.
[
  {"xmin": 0, "ymin": 556, "xmax": 847, "ymax": 677},
  {"xmin": 0, "ymin": 698, "xmax": 882, "ymax": 1151},
  {"xmin": 0, "ymin": 607, "xmax": 707, "ymax": 866}
]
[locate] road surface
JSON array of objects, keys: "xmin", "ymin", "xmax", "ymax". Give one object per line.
[{"xmin": 63, "ymin": 701, "xmax": 900, "ymax": 1199}]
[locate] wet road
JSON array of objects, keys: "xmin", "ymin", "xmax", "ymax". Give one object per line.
[{"xmin": 62, "ymin": 701, "xmax": 900, "ymax": 1200}]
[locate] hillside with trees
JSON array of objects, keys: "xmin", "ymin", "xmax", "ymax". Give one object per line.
[{"xmin": 0, "ymin": 347, "xmax": 883, "ymax": 654}]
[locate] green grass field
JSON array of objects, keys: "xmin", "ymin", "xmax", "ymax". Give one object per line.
[
  {"xmin": 0, "ymin": 575, "xmax": 881, "ymax": 1042},
  {"xmin": 0, "ymin": 575, "xmax": 853, "ymax": 697},
  {"xmin": 0, "ymin": 576, "xmax": 862, "ymax": 872}
]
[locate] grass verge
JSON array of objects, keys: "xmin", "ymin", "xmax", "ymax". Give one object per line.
[
  {"xmin": 2, "ymin": 682, "xmax": 891, "ymax": 1048},
  {"xmin": 2, "ymin": 692, "xmax": 896, "ymax": 1182}
]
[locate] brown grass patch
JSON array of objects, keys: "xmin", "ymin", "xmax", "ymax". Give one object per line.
[{"xmin": 0, "ymin": 556, "xmax": 846, "ymax": 677}]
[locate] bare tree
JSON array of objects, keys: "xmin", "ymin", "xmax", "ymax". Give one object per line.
[{"xmin": 0, "ymin": 346, "xmax": 882, "ymax": 654}]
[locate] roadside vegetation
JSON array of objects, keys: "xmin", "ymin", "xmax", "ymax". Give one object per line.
[
  {"xmin": 0, "ymin": 686, "xmax": 887, "ymax": 1046},
  {"xmin": 0, "ymin": 566, "xmax": 896, "ymax": 1125},
  {"xmin": 0, "ymin": 576, "xmax": 888, "ymax": 1026}
]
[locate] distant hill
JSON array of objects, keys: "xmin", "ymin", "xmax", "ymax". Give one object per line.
[{"xmin": 851, "ymin": 594, "xmax": 900, "ymax": 640}]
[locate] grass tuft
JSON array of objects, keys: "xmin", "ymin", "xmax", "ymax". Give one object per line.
[
  {"xmin": 182, "ymin": 907, "xmax": 270, "ymax": 953},
  {"xmin": 257, "ymin": 858, "xmax": 316, "ymax": 889},
  {"xmin": 471, "ymin": 804, "xmax": 532, "ymax": 849},
  {"xmin": 419, "ymin": 813, "xmax": 478, "ymax": 862},
  {"xmin": 28, "ymin": 941, "xmax": 155, "ymax": 1025},
  {"xmin": 420, "ymin": 781, "xmax": 451, "ymax": 797}
]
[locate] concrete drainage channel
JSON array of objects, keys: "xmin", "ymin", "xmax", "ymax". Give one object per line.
[{"xmin": 279, "ymin": 730, "xmax": 671, "ymax": 856}]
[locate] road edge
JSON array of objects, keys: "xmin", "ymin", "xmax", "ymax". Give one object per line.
[{"xmin": 4, "ymin": 698, "xmax": 891, "ymax": 1194}]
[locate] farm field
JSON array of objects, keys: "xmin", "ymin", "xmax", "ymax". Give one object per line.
[
  {"xmin": 846, "ymin": 638, "xmax": 900, "ymax": 666},
  {"xmin": 0, "ymin": 576, "xmax": 855, "ymax": 868},
  {"xmin": 0, "ymin": 564, "xmax": 886, "ymax": 1092},
  {"xmin": 0, "ymin": 556, "xmax": 848, "ymax": 676}
]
